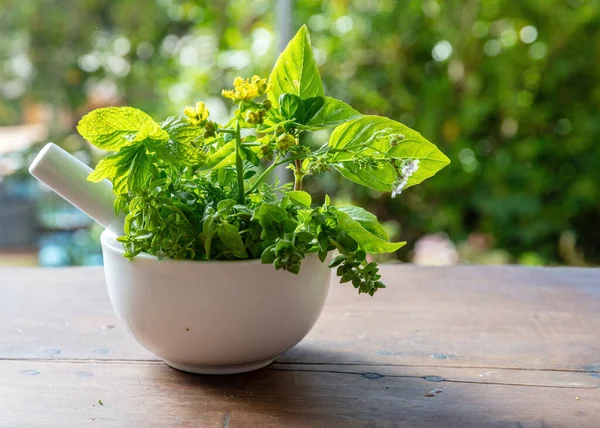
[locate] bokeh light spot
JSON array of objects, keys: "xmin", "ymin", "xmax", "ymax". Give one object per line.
[
  {"xmin": 520, "ymin": 26, "xmax": 538, "ymax": 44},
  {"xmin": 432, "ymin": 40, "xmax": 453, "ymax": 62}
]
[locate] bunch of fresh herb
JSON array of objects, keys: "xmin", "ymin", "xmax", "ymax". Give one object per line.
[{"xmin": 77, "ymin": 26, "xmax": 449, "ymax": 296}]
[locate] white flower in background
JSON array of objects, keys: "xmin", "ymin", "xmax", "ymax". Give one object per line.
[{"xmin": 391, "ymin": 159, "xmax": 420, "ymax": 198}]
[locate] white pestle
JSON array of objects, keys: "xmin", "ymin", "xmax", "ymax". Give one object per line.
[{"xmin": 29, "ymin": 142, "xmax": 124, "ymax": 236}]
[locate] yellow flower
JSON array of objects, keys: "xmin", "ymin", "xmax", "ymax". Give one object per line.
[
  {"xmin": 183, "ymin": 106, "xmax": 196, "ymax": 119},
  {"xmin": 196, "ymin": 101, "xmax": 209, "ymax": 121},
  {"xmin": 183, "ymin": 101, "xmax": 210, "ymax": 126},
  {"xmin": 221, "ymin": 75, "xmax": 271, "ymax": 102}
]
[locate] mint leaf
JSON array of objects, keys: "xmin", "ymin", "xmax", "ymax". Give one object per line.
[
  {"xmin": 121, "ymin": 145, "xmax": 152, "ymax": 194},
  {"xmin": 268, "ymin": 25, "xmax": 324, "ymax": 108},
  {"xmin": 336, "ymin": 206, "xmax": 389, "ymax": 240},
  {"xmin": 218, "ymin": 223, "xmax": 248, "ymax": 258},
  {"xmin": 133, "ymin": 119, "xmax": 169, "ymax": 143},
  {"xmin": 217, "ymin": 199, "xmax": 236, "ymax": 213},
  {"xmin": 87, "ymin": 153, "xmax": 122, "ymax": 184},
  {"xmin": 88, "ymin": 145, "xmax": 151, "ymax": 195},
  {"xmin": 287, "ymin": 190, "xmax": 312, "ymax": 208},
  {"xmin": 334, "ymin": 209, "xmax": 405, "ymax": 253},
  {"xmin": 300, "ymin": 96, "xmax": 362, "ymax": 130},
  {"xmin": 152, "ymin": 117, "xmax": 206, "ymax": 165},
  {"xmin": 77, "ymin": 107, "xmax": 159, "ymax": 151},
  {"xmin": 161, "ymin": 116, "xmax": 204, "ymax": 145}
]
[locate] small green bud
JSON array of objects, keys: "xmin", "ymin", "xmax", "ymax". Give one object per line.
[
  {"xmin": 245, "ymin": 110, "xmax": 259, "ymax": 124},
  {"xmin": 262, "ymin": 100, "xmax": 272, "ymax": 110},
  {"xmin": 277, "ymin": 133, "xmax": 296, "ymax": 151},
  {"xmin": 204, "ymin": 121, "xmax": 217, "ymax": 138},
  {"xmin": 275, "ymin": 125, "xmax": 285, "ymax": 136}
]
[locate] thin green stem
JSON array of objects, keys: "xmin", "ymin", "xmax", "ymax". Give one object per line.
[
  {"xmin": 218, "ymin": 128, "xmax": 236, "ymax": 134},
  {"xmin": 245, "ymin": 155, "xmax": 282, "ymax": 195},
  {"xmin": 330, "ymin": 239, "xmax": 346, "ymax": 254},
  {"xmin": 245, "ymin": 154, "xmax": 307, "ymax": 195},
  {"xmin": 294, "ymin": 159, "xmax": 304, "ymax": 191},
  {"xmin": 234, "ymin": 121, "xmax": 245, "ymax": 205}
]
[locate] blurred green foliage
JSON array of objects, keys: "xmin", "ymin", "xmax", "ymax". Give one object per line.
[{"xmin": 1, "ymin": 0, "xmax": 598, "ymax": 265}]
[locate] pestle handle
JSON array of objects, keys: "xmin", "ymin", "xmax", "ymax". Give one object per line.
[{"xmin": 29, "ymin": 143, "xmax": 123, "ymax": 235}]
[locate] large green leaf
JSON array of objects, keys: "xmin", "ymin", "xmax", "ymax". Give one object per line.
[
  {"xmin": 387, "ymin": 141, "xmax": 451, "ymax": 188},
  {"xmin": 336, "ymin": 206, "xmax": 389, "ymax": 241},
  {"xmin": 287, "ymin": 190, "xmax": 312, "ymax": 208},
  {"xmin": 268, "ymin": 25, "xmax": 323, "ymax": 108},
  {"xmin": 300, "ymin": 96, "xmax": 362, "ymax": 131},
  {"xmin": 279, "ymin": 93, "xmax": 305, "ymax": 121},
  {"xmin": 87, "ymin": 153, "xmax": 122, "ymax": 183},
  {"xmin": 152, "ymin": 117, "xmax": 206, "ymax": 165},
  {"xmin": 77, "ymin": 107, "xmax": 159, "ymax": 151},
  {"xmin": 199, "ymin": 141, "xmax": 262, "ymax": 170},
  {"xmin": 200, "ymin": 141, "xmax": 235, "ymax": 169},
  {"xmin": 161, "ymin": 117, "xmax": 204, "ymax": 145},
  {"xmin": 88, "ymin": 145, "xmax": 151, "ymax": 195},
  {"xmin": 334, "ymin": 209, "xmax": 405, "ymax": 254},
  {"xmin": 253, "ymin": 203, "xmax": 288, "ymax": 225},
  {"xmin": 328, "ymin": 116, "xmax": 450, "ymax": 191},
  {"xmin": 334, "ymin": 162, "xmax": 397, "ymax": 192}
]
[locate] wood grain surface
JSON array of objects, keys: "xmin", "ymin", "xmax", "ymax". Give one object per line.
[{"xmin": 1, "ymin": 265, "xmax": 599, "ymax": 427}]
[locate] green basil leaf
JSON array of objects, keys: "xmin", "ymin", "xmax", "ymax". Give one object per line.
[
  {"xmin": 244, "ymin": 170, "xmax": 257, "ymax": 179},
  {"xmin": 334, "ymin": 209, "xmax": 405, "ymax": 254},
  {"xmin": 201, "ymin": 142, "xmax": 262, "ymax": 170},
  {"xmin": 253, "ymin": 203, "xmax": 288, "ymax": 224},
  {"xmin": 203, "ymin": 216, "xmax": 216, "ymax": 258},
  {"xmin": 328, "ymin": 255, "xmax": 345, "ymax": 268},
  {"xmin": 300, "ymin": 96, "xmax": 362, "ymax": 130},
  {"xmin": 333, "ymin": 161, "xmax": 396, "ymax": 192},
  {"xmin": 261, "ymin": 246, "xmax": 276, "ymax": 264},
  {"xmin": 282, "ymin": 218, "xmax": 298, "ymax": 233},
  {"xmin": 217, "ymin": 199, "xmax": 236, "ymax": 213},
  {"xmin": 287, "ymin": 190, "xmax": 312, "ymax": 208},
  {"xmin": 77, "ymin": 106, "xmax": 160, "ymax": 151},
  {"xmin": 268, "ymin": 25, "xmax": 323, "ymax": 108},
  {"xmin": 242, "ymin": 146, "xmax": 260, "ymax": 167},
  {"xmin": 328, "ymin": 115, "xmax": 449, "ymax": 191},
  {"xmin": 200, "ymin": 141, "xmax": 236, "ymax": 169},
  {"xmin": 387, "ymin": 140, "xmax": 452, "ymax": 189},
  {"xmin": 279, "ymin": 93, "xmax": 305, "ymax": 121},
  {"xmin": 318, "ymin": 250, "xmax": 328, "ymax": 262},
  {"xmin": 317, "ymin": 234, "xmax": 329, "ymax": 251},
  {"xmin": 336, "ymin": 206, "xmax": 389, "ymax": 240},
  {"xmin": 218, "ymin": 223, "xmax": 248, "ymax": 258}
]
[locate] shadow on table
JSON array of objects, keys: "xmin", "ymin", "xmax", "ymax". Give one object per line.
[{"xmin": 161, "ymin": 346, "xmax": 508, "ymax": 427}]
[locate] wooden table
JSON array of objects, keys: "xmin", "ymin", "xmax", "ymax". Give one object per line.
[{"xmin": 1, "ymin": 265, "xmax": 599, "ymax": 427}]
